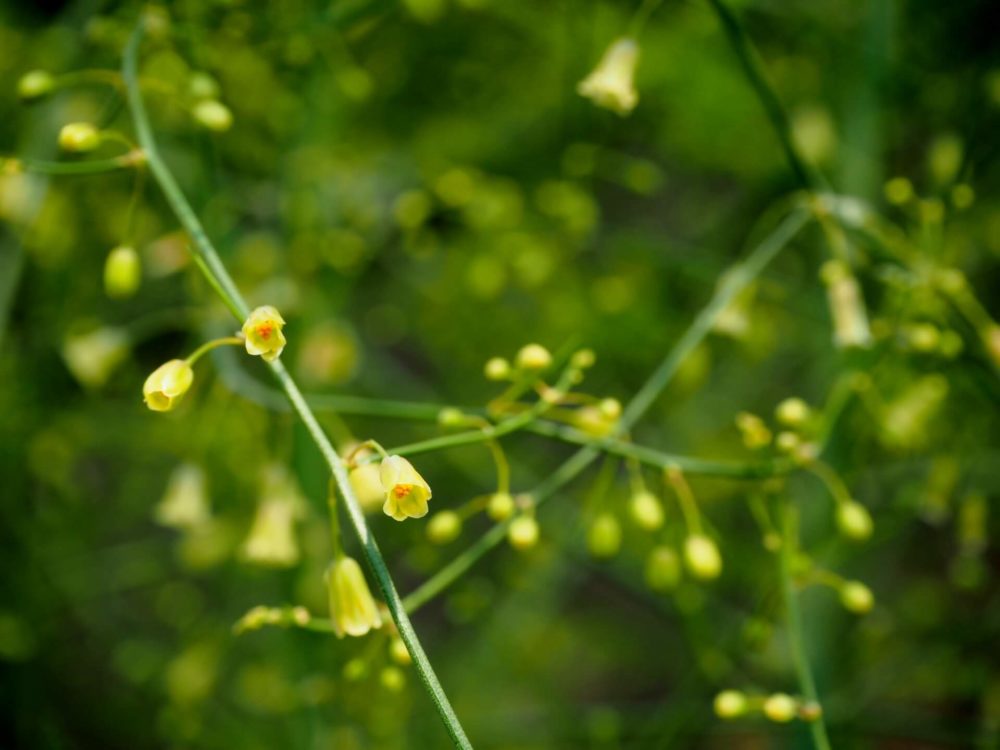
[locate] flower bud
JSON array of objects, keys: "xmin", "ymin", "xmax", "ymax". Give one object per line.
[
  {"xmin": 836, "ymin": 500, "xmax": 873, "ymax": 541},
  {"xmin": 242, "ymin": 468, "xmax": 305, "ymax": 568},
  {"xmin": 713, "ymin": 690, "xmax": 749, "ymax": 719},
  {"xmin": 187, "ymin": 72, "xmax": 220, "ymax": 100},
  {"xmin": 684, "ymin": 534, "xmax": 722, "ymax": 580},
  {"xmin": 883, "ymin": 176, "xmax": 914, "ymax": 205},
  {"xmin": 587, "ymin": 512, "xmax": 622, "ymax": 558},
  {"xmin": 763, "ymin": 693, "xmax": 798, "ymax": 723},
  {"xmin": 629, "ymin": 490, "xmax": 665, "ymax": 531},
  {"xmin": 820, "ymin": 260, "xmax": 872, "ymax": 349},
  {"xmin": 379, "ymin": 665, "xmax": 406, "ymax": 692},
  {"xmin": 571, "ymin": 348, "xmax": 595, "ymax": 369},
  {"xmin": 326, "ymin": 556, "xmax": 382, "ymax": 638},
  {"xmin": 775, "ymin": 431, "xmax": 801, "ymax": 453},
  {"xmin": 348, "ymin": 462, "xmax": 385, "ymax": 513},
  {"xmin": 437, "ymin": 407, "xmax": 466, "ymax": 427},
  {"xmin": 598, "ymin": 398, "xmax": 622, "ymax": 420},
  {"xmin": 58, "ymin": 122, "xmax": 101, "ymax": 153},
  {"xmin": 155, "ymin": 463, "xmax": 211, "ymax": 531},
  {"xmin": 840, "ymin": 580, "xmax": 874, "ymax": 614},
  {"xmin": 573, "ymin": 405, "xmax": 618, "ymax": 437},
  {"xmin": 18, "ymin": 70, "xmax": 55, "ymax": 101},
  {"xmin": 775, "ymin": 397, "xmax": 811, "ymax": 427},
  {"xmin": 484, "ymin": 357, "xmax": 511, "ymax": 380},
  {"xmin": 577, "ymin": 38, "xmax": 639, "ymax": 116},
  {"xmin": 143, "ymin": 359, "xmax": 194, "ymax": 412},
  {"xmin": 487, "ymin": 491, "xmax": 515, "ymax": 521},
  {"xmin": 103, "ymin": 245, "xmax": 142, "ymax": 298},
  {"xmin": 62, "ymin": 327, "xmax": 129, "ymax": 389},
  {"xmin": 644, "ymin": 545, "xmax": 680, "ymax": 591},
  {"xmin": 427, "ymin": 510, "xmax": 462, "ymax": 544},
  {"xmin": 515, "ymin": 343, "xmax": 552, "ymax": 371},
  {"xmin": 735, "ymin": 412, "xmax": 772, "ymax": 449},
  {"xmin": 389, "ymin": 637, "xmax": 412, "ymax": 666},
  {"xmin": 343, "ymin": 658, "xmax": 368, "ymax": 681},
  {"xmin": 381, "ymin": 455, "xmax": 432, "ymax": 521},
  {"xmin": 192, "ymin": 100, "xmax": 233, "ymax": 132},
  {"xmin": 508, "ymin": 515, "xmax": 539, "ymax": 550},
  {"xmin": 242, "ymin": 305, "xmax": 287, "ymax": 362}
]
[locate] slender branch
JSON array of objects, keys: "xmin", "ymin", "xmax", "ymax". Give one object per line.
[
  {"xmin": 403, "ymin": 209, "xmax": 809, "ymax": 609},
  {"xmin": 12, "ymin": 153, "xmax": 142, "ymax": 175},
  {"xmin": 705, "ymin": 0, "xmax": 825, "ymax": 192},
  {"xmin": 123, "ymin": 21, "xmax": 473, "ymax": 750},
  {"xmin": 779, "ymin": 502, "xmax": 833, "ymax": 750}
]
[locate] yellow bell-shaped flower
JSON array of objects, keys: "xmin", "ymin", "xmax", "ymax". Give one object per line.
[
  {"xmin": 577, "ymin": 38, "xmax": 640, "ymax": 116},
  {"xmin": 155, "ymin": 463, "xmax": 211, "ymax": 531},
  {"xmin": 380, "ymin": 455, "xmax": 432, "ymax": 521},
  {"xmin": 242, "ymin": 305, "xmax": 287, "ymax": 362},
  {"xmin": 143, "ymin": 359, "xmax": 194, "ymax": 412},
  {"xmin": 326, "ymin": 556, "xmax": 383, "ymax": 638}
]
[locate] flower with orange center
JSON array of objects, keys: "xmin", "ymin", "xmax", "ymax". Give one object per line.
[
  {"xmin": 380, "ymin": 455, "xmax": 432, "ymax": 521},
  {"xmin": 242, "ymin": 305, "xmax": 287, "ymax": 362}
]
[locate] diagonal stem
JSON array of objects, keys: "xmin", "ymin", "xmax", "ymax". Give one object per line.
[{"xmin": 122, "ymin": 20, "xmax": 473, "ymax": 750}]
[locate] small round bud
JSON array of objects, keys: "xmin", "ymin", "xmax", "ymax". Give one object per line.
[
  {"xmin": 484, "ymin": 357, "xmax": 511, "ymax": 380},
  {"xmin": 103, "ymin": 245, "xmax": 141, "ymax": 298},
  {"xmin": 775, "ymin": 397, "xmax": 811, "ymax": 427},
  {"xmin": 426, "ymin": 510, "xmax": 462, "ymax": 545},
  {"xmin": 487, "ymin": 492, "xmax": 515, "ymax": 521},
  {"xmin": 587, "ymin": 513, "xmax": 622, "ymax": 558},
  {"xmin": 907, "ymin": 323, "xmax": 940, "ymax": 352},
  {"xmin": 379, "ymin": 665, "xmax": 406, "ymax": 692},
  {"xmin": 598, "ymin": 397, "xmax": 622, "ymax": 420},
  {"xmin": 644, "ymin": 545, "xmax": 681, "ymax": 591},
  {"xmin": 735, "ymin": 411, "xmax": 772, "ymax": 449},
  {"xmin": 437, "ymin": 407, "xmax": 466, "ymax": 427},
  {"xmin": 763, "ymin": 693, "xmax": 798, "ymax": 723},
  {"xmin": 836, "ymin": 500, "xmax": 873, "ymax": 541},
  {"xmin": 58, "ymin": 122, "xmax": 101, "ymax": 153},
  {"xmin": 629, "ymin": 490, "xmax": 664, "ymax": 531},
  {"xmin": 573, "ymin": 406, "xmax": 617, "ymax": 437},
  {"xmin": 571, "ymin": 348, "xmax": 596, "ymax": 369},
  {"xmin": 508, "ymin": 515, "xmax": 539, "ymax": 550},
  {"xmin": 143, "ymin": 359, "xmax": 194, "ymax": 412},
  {"xmin": 883, "ymin": 176, "xmax": 914, "ymax": 205},
  {"xmin": 775, "ymin": 431, "xmax": 801, "ymax": 453},
  {"xmin": 18, "ymin": 70, "xmax": 55, "ymax": 101},
  {"xmin": 713, "ymin": 690, "xmax": 749, "ymax": 719},
  {"xmin": 950, "ymin": 183, "xmax": 975, "ymax": 210},
  {"xmin": 192, "ymin": 100, "xmax": 233, "ymax": 132},
  {"xmin": 684, "ymin": 534, "xmax": 722, "ymax": 580},
  {"xmin": 187, "ymin": 72, "xmax": 220, "ymax": 100},
  {"xmin": 840, "ymin": 581, "xmax": 874, "ymax": 614},
  {"xmin": 515, "ymin": 343, "xmax": 552, "ymax": 371},
  {"xmin": 343, "ymin": 658, "xmax": 368, "ymax": 681},
  {"xmin": 389, "ymin": 637, "xmax": 412, "ymax": 666}
]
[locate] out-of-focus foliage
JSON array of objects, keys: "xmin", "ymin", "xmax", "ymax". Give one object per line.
[{"xmin": 0, "ymin": 0, "xmax": 997, "ymax": 748}]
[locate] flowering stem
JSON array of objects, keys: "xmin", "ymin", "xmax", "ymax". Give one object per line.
[
  {"xmin": 705, "ymin": 0, "xmax": 824, "ymax": 192},
  {"xmin": 123, "ymin": 21, "xmax": 473, "ymax": 750},
  {"xmin": 779, "ymin": 501, "xmax": 833, "ymax": 750},
  {"xmin": 404, "ymin": 209, "xmax": 809, "ymax": 610},
  {"xmin": 666, "ymin": 467, "xmax": 702, "ymax": 534},
  {"xmin": 185, "ymin": 336, "xmax": 242, "ymax": 365},
  {"xmin": 13, "ymin": 153, "xmax": 142, "ymax": 175}
]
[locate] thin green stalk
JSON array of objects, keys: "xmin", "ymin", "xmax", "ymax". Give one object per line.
[
  {"xmin": 123, "ymin": 21, "xmax": 472, "ymax": 750},
  {"xmin": 779, "ymin": 502, "xmax": 833, "ymax": 750},
  {"xmin": 14, "ymin": 153, "xmax": 141, "ymax": 175},
  {"xmin": 705, "ymin": 0, "xmax": 825, "ymax": 192},
  {"xmin": 404, "ymin": 209, "xmax": 809, "ymax": 609}
]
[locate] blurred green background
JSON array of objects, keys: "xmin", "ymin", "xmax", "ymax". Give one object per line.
[{"xmin": 1, "ymin": 0, "xmax": 998, "ymax": 748}]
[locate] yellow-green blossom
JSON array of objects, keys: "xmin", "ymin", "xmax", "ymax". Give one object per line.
[
  {"xmin": 242, "ymin": 305, "xmax": 287, "ymax": 362},
  {"xmin": 577, "ymin": 38, "xmax": 640, "ymax": 116},
  {"xmin": 62, "ymin": 327, "xmax": 129, "ymax": 389},
  {"xmin": 684, "ymin": 534, "xmax": 723, "ymax": 580},
  {"xmin": 143, "ymin": 359, "xmax": 194, "ymax": 412},
  {"xmin": 380, "ymin": 455, "xmax": 432, "ymax": 521},
  {"xmin": 104, "ymin": 245, "xmax": 142, "ymax": 298},
  {"xmin": 326, "ymin": 555, "xmax": 382, "ymax": 638},
  {"xmin": 192, "ymin": 100, "xmax": 233, "ymax": 132},
  {"xmin": 241, "ymin": 465, "xmax": 305, "ymax": 568},
  {"xmin": 58, "ymin": 122, "xmax": 101, "ymax": 153},
  {"xmin": 155, "ymin": 463, "xmax": 211, "ymax": 531}
]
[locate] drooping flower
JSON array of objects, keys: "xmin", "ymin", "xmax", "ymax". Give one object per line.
[
  {"xmin": 62, "ymin": 327, "xmax": 129, "ymax": 389},
  {"xmin": 241, "ymin": 465, "xmax": 305, "ymax": 567},
  {"xmin": 820, "ymin": 260, "xmax": 872, "ymax": 349},
  {"xmin": 155, "ymin": 463, "xmax": 211, "ymax": 531},
  {"xmin": 143, "ymin": 359, "xmax": 194, "ymax": 412},
  {"xmin": 380, "ymin": 455, "xmax": 432, "ymax": 521},
  {"xmin": 242, "ymin": 305, "xmax": 287, "ymax": 362},
  {"xmin": 326, "ymin": 555, "xmax": 383, "ymax": 638},
  {"xmin": 577, "ymin": 38, "xmax": 640, "ymax": 116},
  {"xmin": 684, "ymin": 534, "xmax": 723, "ymax": 580},
  {"xmin": 104, "ymin": 245, "xmax": 142, "ymax": 298}
]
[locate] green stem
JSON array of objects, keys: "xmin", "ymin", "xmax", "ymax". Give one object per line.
[
  {"xmin": 779, "ymin": 502, "xmax": 833, "ymax": 750},
  {"xmin": 705, "ymin": 0, "xmax": 824, "ymax": 192},
  {"xmin": 14, "ymin": 153, "xmax": 141, "ymax": 175},
  {"xmin": 185, "ymin": 336, "xmax": 242, "ymax": 365},
  {"xmin": 123, "ymin": 21, "xmax": 473, "ymax": 750},
  {"xmin": 403, "ymin": 209, "xmax": 809, "ymax": 610}
]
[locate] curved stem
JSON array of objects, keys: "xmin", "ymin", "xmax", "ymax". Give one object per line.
[
  {"xmin": 13, "ymin": 153, "xmax": 142, "ymax": 175},
  {"xmin": 779, "ymin": 502, "xmax": 834, "ymax": 750},
  {"xmin": 123, "ymin": 21, "xmax": 473, "ymax": 750}
]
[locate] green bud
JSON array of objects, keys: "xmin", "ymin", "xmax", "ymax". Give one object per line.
[
  {"xmin": 775, "ymin": 397, "xmax": 811, "ymax": 427},
  {"xmin": 571, "ymin": 348, "xmax": 596, "ymax": 369},
  {"xmin": 629, "ymin": 490, "xmax": 664, "ymax": 531},
  {"xmin": 389, "ymin": 636, "xmax": 412, "ymax": 666},
  {"xmin": 103, "ymin": 245, "xmax": 142, "ymax": 298},
  {"xmin": 507, "ymin": 515, "xmax": 539, "ymax": 550},
  {"xmin": 763, "ymin": 693, "xmax": 798, "ymax": 723},
  {"xmin": 836, "ymin": 500, "xmax": 873, "ymax": 541},
  {"xmin": 487, "ymin": 492, "xmax": 515, "ymax": 521},
  {"xmin": 484, "ymin": 357, "xmax": 511, "ymax": 380},
  {"xmin": 840, "ymin": 581, "xmax": 874, "ymax": 614},
  {"xmin": 684, "ymin": 534, "xmax": 722, "ymax": 580},
  {"xmin": 380, "ymin": 665, "xmax": 406, "ymax": 692},
  {"xmin": 58, "ymin": 122, "xmax": 101, "ymax": 153},
  {"xmin": 587, "ymin": 513, "xmax": 622, "ymax": 558},
  {"xmin": 437, "ymin": 407, "xmax": 466, "ymax": 427},
  {"xmin": 515, "ymin": 343, "xmax": 552, "ymax": 371},
  {"xmin": 644, "ymin": 545, "xmax": 681, "ymax": 591},
  {"xmin": 426, "ymin": 510, "xmax": 462, "ymax": 545},
  {"xmin": 18, "ymin": 70, "xmax": 55, "ymax": 101},
  {"xmin": 192, "ymin": 100, "xmax": 233, "ymax": 132},
  {"xmin": 713, "ymin": 690, "xmax": 748, "ymax": 719}
]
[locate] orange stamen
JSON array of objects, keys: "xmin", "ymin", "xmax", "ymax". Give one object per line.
[
  {"xmin": 393, "ymin": 484, "xmax": 411, "ymax": 499},
  {"xmin": 257, "ymin": 324, "xmax": 272, "ymax": 340}
]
